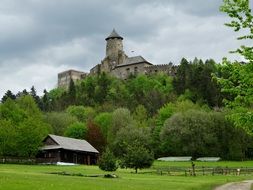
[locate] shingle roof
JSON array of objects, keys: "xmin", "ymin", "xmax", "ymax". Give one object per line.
[
  {"xmin": 105, "ymin": 29, "xmax": 123, "ymax": 40},
  {"xmin": 116, "ymin": 56, "xmax": 153, "ymax": 67},
  {"xmin": 41, "ymin": 134, "xmax": 99, "ymax": 153}
]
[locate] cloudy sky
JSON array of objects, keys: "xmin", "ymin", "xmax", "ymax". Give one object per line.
[{"xmin": 0, "ymin": 0, "xmax": 248, "ymax": 98}]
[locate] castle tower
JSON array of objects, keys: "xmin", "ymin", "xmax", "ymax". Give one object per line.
[
  {"xmin": 104, "ymin": 29, "xmax": 125, "ymax": 69},
  {"xmin": 105, "ymin": 29, "xmax": 123, "ymax": 59}
]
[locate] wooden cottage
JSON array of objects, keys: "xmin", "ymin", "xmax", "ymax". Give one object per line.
[{"xmin": 36, "ymin": 134, "xmax": 99, "ymax": 165}]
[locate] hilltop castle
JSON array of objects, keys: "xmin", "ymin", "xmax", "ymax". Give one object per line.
[{"xmin": 58, "ymin": 29, "xmax": 177, "ymax": 88}]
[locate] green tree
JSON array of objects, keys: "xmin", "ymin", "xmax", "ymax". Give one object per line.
[
  {"xmin": 215, "ymin": 0, "xmax": 253, "ymax": 133},
  {"xmin": 0, "ymin": 98, "xmax": 26, "ymax": 125},
  {"xmin": 94, "ymin": 72, "xmax": 111, "ymax": 104},
  {"xmin": 94, "ymin": 112, "xmax": 112, "ymax": 141},
  {"xmin": 44, "ymin": 112, "xmax": 77, "ymax": 135},
  {"xmin": 127, "ymin": 74, "xmax": 173, "ymax": 115},
  {"xmin": 0, "ymin": 120, "xmax": 17, "ymax": 157},
  {"xmin": 173, "ymin": 58, "xmax": 191, "ymax": 94},
  {"xmin": 109, "ymin": 108, "xmax": 134, "ymax": 142},
  {"xmin": 0, "ymin": 95, "xmax": 49, "ymax": 158},
  {"xmin": 160, "ymin": 110, "xmax": 217, "ymax": 158},
  {"xmin": 15, "ymin": 95, "xmax": 49, "ymax": 157},
  {"xmin": 76, "ymin": 76, "xmax": 96, "ymax": 106},
  {"xmin": 64, "ymin": 122, "xmax": 87, "ymax": 139},
  {"xmin": 133, "ymin": 105, "xmax": 148, "ymax": 128},
  {"xmin": 99, "ymin": 148, "xmax": 118, "ymax": 172},
  {"xmin": 156, "ymin": 100, "xmax": 202, "ymax": 127},
  {"xmin": 121, "ymin": 142, "xmax": 154, "ymax": 173},
  {"xmin": 112, "ymin": 126, "xmax": 152, "ymax": 157},
  {"xmin": 220, "ymin": 0, "xmax": 253, "ymax": 62},
  {"xmin": 66, "ymin": 106, "xmax": 96, "ymax": 122}
]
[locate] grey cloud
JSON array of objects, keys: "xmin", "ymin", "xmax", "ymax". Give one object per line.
[{"xmin": 0, "ymin": 0, "xmax": 244, "ymax": 98}]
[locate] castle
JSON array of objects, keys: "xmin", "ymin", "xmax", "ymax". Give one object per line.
[{"xmin": 58, "ymin": 29, "xmax": 177, "ymax": 88}]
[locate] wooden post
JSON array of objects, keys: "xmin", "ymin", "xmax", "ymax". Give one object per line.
[
  {"xmin": 87, "ymin": 155, "xmax": 90, "ymax": 165},
  {"xmin": 191, "ymin": 162, "xmax": 196, "ymax": 176},
  {"xmin": 58, "ymin": 151, "xmax": 61, "ymax": 162}
]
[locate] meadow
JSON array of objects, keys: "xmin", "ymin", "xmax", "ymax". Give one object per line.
[{"xmin": 0, "ymin": 161, "xmax": 253, "ymax": 190}]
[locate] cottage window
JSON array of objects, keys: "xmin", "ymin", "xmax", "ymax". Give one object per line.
[{"xmin": 134, "ymin": 67, "xmax": 138, "ymax": 74}]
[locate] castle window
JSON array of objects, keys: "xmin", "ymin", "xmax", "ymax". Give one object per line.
[{"xmin": 126, "ymin": 68, "xmax": 130, "ymax": 74}]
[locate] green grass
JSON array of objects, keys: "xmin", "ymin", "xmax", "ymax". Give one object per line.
[{"xmin": 0, "ymin": 161, "xmax": 252, "ymax": 190}]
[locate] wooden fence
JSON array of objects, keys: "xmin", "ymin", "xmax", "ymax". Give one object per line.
[
  {"xmin": 155, "ymin": 166, "xmax": 253, "ymax": 176},
  {"xmin": 0, "ymin": 157, "xmax": 36, "ymax": 164}
]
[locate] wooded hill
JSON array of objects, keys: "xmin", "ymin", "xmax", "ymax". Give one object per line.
[{"xmin": 1, "ymin": 57, "xmax": 253, "ymax": 161}]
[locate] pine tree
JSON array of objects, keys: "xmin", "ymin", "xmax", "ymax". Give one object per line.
[
  {"xmin": 1, "ymin": 90, "xmax": 16, "ymax": 103},
  {"xmin": 30, "ymin": 86, "xmax": 43, "ymax": 110}
]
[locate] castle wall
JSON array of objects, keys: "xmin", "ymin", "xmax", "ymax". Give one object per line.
[
  {"xmin": 90, "ymin": 64, "xmax": 100, "ymax": 75},
  {"xmin": 58, "ymin": 70, "xmax": 87, "ymax": 88},
  {"xmin": 145, "ymin": 64, "xmax": 177, "ymax": 76},
  {"xmin": 112, "ymin": 62, "xmax": 152, "ymax": 79}
]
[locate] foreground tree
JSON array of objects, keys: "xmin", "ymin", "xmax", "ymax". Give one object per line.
[
  {"xmin": 220, "ymin": 0, "xmax": 253, "ymax": 62},
  {"xmin": 99, "ymin": 148, "xmax": 118, "ymax": 172},
  {"xmin": 121, "ymin": 142, "xmax": 154, "ymax": 173},
  {"xmin": 216, "ymin": 0, "xmax": 253, "ymax": 133}
]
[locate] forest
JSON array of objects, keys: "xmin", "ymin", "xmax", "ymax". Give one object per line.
[{"xmin": 0, "ymin": 0, "xmax": 253, "ymax": 167}]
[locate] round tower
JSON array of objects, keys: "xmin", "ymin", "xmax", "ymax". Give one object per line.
[{"xmin": 105, "ymin": 29, "xmax": 124, "ymax": 65}]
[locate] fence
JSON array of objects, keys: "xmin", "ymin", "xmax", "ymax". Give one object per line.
[
  {"xmin": 0, "ymin": 157, "xmax": 36, "ymax": 164},
  {"xmin": 155, "ymin": 166, "xmax": 253, "ymax": 176}
]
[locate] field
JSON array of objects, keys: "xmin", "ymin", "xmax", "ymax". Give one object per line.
[{"xmin": 0, "ymin": 161, "xmax": 253, "ymax": 190}]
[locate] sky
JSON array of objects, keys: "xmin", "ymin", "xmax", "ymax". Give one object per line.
[{"xmin": 0, "ymin": 0, "xmax": 248, "ymax": 98}]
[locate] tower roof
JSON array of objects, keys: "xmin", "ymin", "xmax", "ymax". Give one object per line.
[{"xmin": 105, "ymin": 29, "xmax": 123, "ymax": 40}]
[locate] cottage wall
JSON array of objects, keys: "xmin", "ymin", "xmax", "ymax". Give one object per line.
[{"xmin": 44, "ymin": 137, "xmax": 57, "ymax": 145}]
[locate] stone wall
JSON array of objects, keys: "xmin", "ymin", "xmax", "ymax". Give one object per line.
[
  {"xmin": 58, "ymin": 70, "xmax": 87, "ymax": 88},
  {"xmin": 145, "ymin": 64, "xmax": 177, "ymax": 76},
  {"xmin": 112, "ymin": 62, "xmax": 151, "ymax": 79}
]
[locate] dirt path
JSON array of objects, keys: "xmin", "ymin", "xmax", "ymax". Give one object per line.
[{"xmin": 214, "ymin": 180, "xmax": 253, "ymax": 190}]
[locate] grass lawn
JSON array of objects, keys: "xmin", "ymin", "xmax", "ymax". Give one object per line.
[{"xmin": 0, "ymin": 161, "xmax": 252, "ymax": 190}]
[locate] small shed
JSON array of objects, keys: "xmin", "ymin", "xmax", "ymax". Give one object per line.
[{"xmin": 36, "ymin": 134, "xmax": 99, "ymax": 165}]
